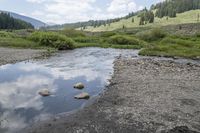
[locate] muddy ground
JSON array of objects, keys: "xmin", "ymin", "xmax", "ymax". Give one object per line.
[
  {"xmin": 0, "ymin": 47, "xmax": 45, "ymax": 66},
  {"xmin": 23, "ymin": 58, "xmax": 200, "ymax": 133}
]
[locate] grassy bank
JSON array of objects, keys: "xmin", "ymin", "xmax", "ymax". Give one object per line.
[
  {"xmin": 139, "ymin": 35, "xmax": 200, "ymax": 59},
  {"xmin": 0, "ymin": 31, "xmax": 42, "ymax": 49},
  {"xmin": 0, "ymin": 28, "xmax": 200, "ymax": 59}
]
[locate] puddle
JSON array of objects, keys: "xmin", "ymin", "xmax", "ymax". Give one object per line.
[{"xmin": 0, "ymin": 47, "xmax": 138, "ymax": 133}]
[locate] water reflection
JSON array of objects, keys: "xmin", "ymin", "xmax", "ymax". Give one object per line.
[{"xmin": 0, "ymin": 48, "xmax": 138, "ymax": 133}]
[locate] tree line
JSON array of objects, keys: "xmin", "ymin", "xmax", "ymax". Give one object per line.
[
  {"xmin": 152, "ymin": 0, "xmax": 200, "ymax": 18},
  {"xmin": 43, "ymin": 10, "xmax": 141, "ymax": 30},
  {"xmin": 0, "ymin": 12, "xmax": 34, "ymax": 29}
]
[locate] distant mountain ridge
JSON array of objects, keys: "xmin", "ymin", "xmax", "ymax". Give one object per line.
[{"xmin": 0, "ymin": 10, "xmax": 46, "ymax": 29}]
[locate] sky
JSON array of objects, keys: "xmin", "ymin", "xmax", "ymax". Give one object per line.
[{"xmin": 0, "ymin": 0, "xmax": 163, "ymax": 24}]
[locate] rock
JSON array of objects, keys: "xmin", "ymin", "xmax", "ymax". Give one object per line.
[
  {"xmin": 74, "ymin": 83, "xmax": 84, "ymax": 89},
  {"xmin": 74, "ymin": 92, "xmax": 90, "ymax": 99},
  {"xmin": 162, "ymin": 126, "xmax": 198, "ymax": 133},
  {"xmin": 38, "ymin": 89, "xmax": 51, "ymax": 97}
]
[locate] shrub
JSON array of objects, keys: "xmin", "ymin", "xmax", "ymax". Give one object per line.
[
  {"xmin": 100, "ymin": 32, "xmax": 116, "ymax": 37},
  {"xmin": 0, "ymin": 37, "xmax": 40, "ymax": 48},
  {"xmin": 136, "ymin": 28, "xmax": 166, "ymax": 42},
  {"xmin": 60, "ymin": 29, "xmax": 86, "ymax": 37},
  {"xmin": 0, "ymin": 31, "xmax": 17, "ymax": 38},
  {"xmin": 73, "ymin": 37, "xmax": 99, "ymax": 43},
  {"xmin": 196, "ymin": 33, "xmax": 200, "ymax": 37},
  {"xmin": 108, "ymin": 35, "xmax": 143, "ymax": 46},
  {"xmin": 29, "ymin": 31, "xmax": 75, "ymax": 50}
]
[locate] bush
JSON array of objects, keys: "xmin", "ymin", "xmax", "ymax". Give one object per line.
[
  {"xmin": 29, "ymin": 31, "xmax": 75, "ymax": 50},
  {"xmin": 100, "ymin": 32, "xmax": 116, "ymax": 37},
  {"xmin": 108, "ymin": 35, "xmax": 143, "ymax": 46},
  {"xmin": 196, "ymin": 33, "xmax": 200, "ymax": 37},
  {"xmin": 73, "ymin": 37, "xmax": 99, "ymax": 43},
  {"xmin": 0, "ymin": 31, "xmax": 17, "ymax": 38},
  {"xmin": 60, "ymin": 29, "xmax": 86, "ymax": 37},
  {"xmin": 0, "ymin": 37, "xmax": 40, "ymax": 48},
  {"xmin": 136, "ymin": 28, "xmax": 166, "ymax": 42}
]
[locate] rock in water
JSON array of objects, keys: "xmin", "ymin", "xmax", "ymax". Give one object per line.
[
  {"xmin": 38, "ymin": 89, "xmax": 51, "ymax": 97},
  {"xmin": 74, "ymin": 92, "xmax": 90, "ymax": 99},
  {"xmin": 74, "ymin": 82, "xmax": 84, "ymax": 89}
]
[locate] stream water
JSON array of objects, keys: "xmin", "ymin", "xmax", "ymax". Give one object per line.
[{"xmin": 0, "ymin": 48, "xmax": 138, "ymax": 133}]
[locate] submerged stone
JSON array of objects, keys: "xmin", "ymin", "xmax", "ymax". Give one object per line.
[
  {"xmin": 38, "ymin": 89, "xmax": 51, "ymax": 97},
  {"xmin": 74, "ymin": 92, "xmax": 90, "ymax": 99},
  {"xmin": 74, "ymin": 82, "xmax": 85, "ymax": 89}
]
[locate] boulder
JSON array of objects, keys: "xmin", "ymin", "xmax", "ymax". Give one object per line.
[
  {"xmin": 38, "ymin": 89, "xmax": 51, "ymax": 97},
  {"xmin": 74, "ymin": 82, "xmax": 84, "ymax": 89},
  {"xmin": 74, "ymin": 92, "xmax": 90, "ymax": 99}
]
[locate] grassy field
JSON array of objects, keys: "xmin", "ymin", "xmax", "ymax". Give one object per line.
[{"xmin": 84, "ymin": 10, "xmax": 200, "ymax": 32}]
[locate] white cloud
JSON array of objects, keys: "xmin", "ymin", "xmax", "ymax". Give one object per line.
[
  {"xmin": 26, "ymin": 0, "xmax": 144, "ymax": 24},
  {"xmin": 26, "ymin": 0, "xmax": 46, "ymax": 3},
  {"xmin": 108, "ymin": 0, "xmax": 137, "ymax": 13}
]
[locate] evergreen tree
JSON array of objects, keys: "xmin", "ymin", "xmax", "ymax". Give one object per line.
[
  {"xmin": 155, "ymin": 0, "xmax": 200, "ymax": 18},
  {"xmin": 139, "ymin": 16, "xmax": 145, "ymax": 25},
  {"xmin": 149, "ymin": 11, "xmax": 155, "ymax": 23},
  {"xmin": 0, "ymin": 12, "xmax": 34, "ymax": 29},
  {"xmin": 132, "ymin": 18, "xmax": 134, "ymax": 23}
]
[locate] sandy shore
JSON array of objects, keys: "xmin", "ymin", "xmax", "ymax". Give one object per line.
[
  {"xmin": 0, "ymin": 47, "xmax": 45, "ymax": 66},
  {"xmin": 23, "ymin": 58, "xmax": 200, "ymax": 133}
]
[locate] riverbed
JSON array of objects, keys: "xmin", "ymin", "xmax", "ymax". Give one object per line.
[
  {"xmin": 25, "ymin": 57, "xmax": 200, "ymax": 133},
  {"xmin": 0, "ymin": 47, "xmax": 138, "ymax": 133}
]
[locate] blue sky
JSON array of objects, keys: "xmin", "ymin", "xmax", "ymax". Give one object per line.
[{"xmin": 0, "ymin": 0, "xmax": 163, "ymax": 24}]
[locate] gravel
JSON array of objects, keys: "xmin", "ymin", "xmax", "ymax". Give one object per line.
[
  {"xmin": 0, "ymin": 47, "xmax": 45, "ymax": 66},
  {"xmin": 23, "ymin": 58, "xmax": 200, "ymax": 133}
]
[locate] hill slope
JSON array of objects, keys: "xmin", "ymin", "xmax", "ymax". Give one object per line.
[
  {"xmin": 83, "ymin": 10, "xmax": 200, "ymax": 32},
  {"xmin": 0, "ymin": 12, "xmax": 34, "ymax": 29},
  {"xmin": 0, "ymin": 11, "xmax": 46, "ymax": 29}
]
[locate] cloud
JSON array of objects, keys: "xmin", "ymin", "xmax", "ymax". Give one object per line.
[
  {"xmin": 26, "ymin": 0, "xmax": 144, "ymax": 24},
  {"xmin": 107, "ymin": 0, "xmax": 137, "ymax": 13},
  {"xmin": 26, "ymin": 0, "xmax": 46, "ymax": 3}
]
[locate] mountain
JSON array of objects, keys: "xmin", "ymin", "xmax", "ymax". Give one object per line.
[
  {"xmin": 0, "ymin": 12, "xmax": 34, "ymax": 29},
  {"xmin": 0, "ymin": 10, "xmax": 46, "ymax": 29}
]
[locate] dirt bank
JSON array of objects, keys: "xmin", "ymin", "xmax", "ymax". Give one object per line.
[
  {"xmin": 0, "ymin": 48, "xmax": 45, "ymax": 66},
  {"xmin": 24, "ymin": 58, "xmax": 200, "ymax": 133}
]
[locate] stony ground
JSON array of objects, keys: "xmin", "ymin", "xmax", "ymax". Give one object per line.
[
  {"xmin": 24, "ymin": 58, "xmax": 200, "ymax": 133},
  {"xmin": 0, "ymin": 47, "xmax": 45, "ymax": 66}
]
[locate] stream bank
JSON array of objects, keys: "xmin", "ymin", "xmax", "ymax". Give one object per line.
[{"xmin": 24, "ymin": 57, "xmax": 200, "ymax": 133}]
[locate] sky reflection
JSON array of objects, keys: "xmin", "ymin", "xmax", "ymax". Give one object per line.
[{"xmin": 0, "ymin": 48, "xmax": 138, "ymax": 133}]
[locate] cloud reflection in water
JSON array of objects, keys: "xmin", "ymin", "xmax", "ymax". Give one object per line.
[{"xmin": 0, "ymin": 48, "xmax": 138, "ymax": 133}]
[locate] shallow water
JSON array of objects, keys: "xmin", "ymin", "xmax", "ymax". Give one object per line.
[{"xmin": 0, "ymin": 47, "xmax": 138, "ymax": 133}]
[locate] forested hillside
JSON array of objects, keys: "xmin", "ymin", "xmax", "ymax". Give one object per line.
[
  {"xmin": 44, "ymin": 11, "xmax": 140, "ymax": 30},
  {"xmin": 46, "ymin": 0, "xmax": 200, "ymax": 31},
  {"xmin": 0, "ymin": 12, "xmax": 34, "ymax": 29},
  {"xmin": 153, "ymin": 0, "xmax": 200, "ymax": 18}
]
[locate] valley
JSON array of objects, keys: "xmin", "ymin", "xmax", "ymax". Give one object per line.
[{"xmin": 0, "ymin": 0, "xmax": 200, "ymax": 133}]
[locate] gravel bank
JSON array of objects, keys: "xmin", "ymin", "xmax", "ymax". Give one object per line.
[
  {"xmin": 24, "ymin": 58, "xmax": 200, "ymax": 133},
  {"xmin": 0, "ymin": 48, "xmax": 45, "ymax": 66}
]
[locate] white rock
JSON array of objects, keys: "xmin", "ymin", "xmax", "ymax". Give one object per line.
[
  {"xmin": 74, "ymin": 92, "xmax": 90, "ymax": 99},
  {"xmin": 74, "ymin": 82, "xmax": 84, "ymax": 89},
  {"xmin": 38, "ymin": 89, "xmax": 51, "ymax": 97}
]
